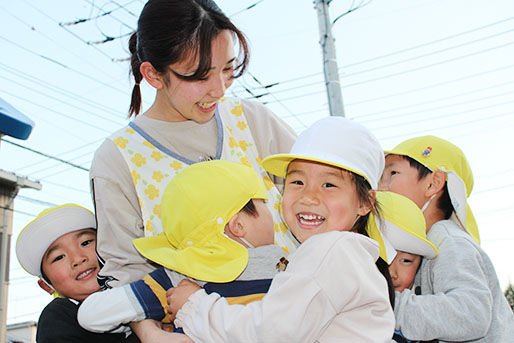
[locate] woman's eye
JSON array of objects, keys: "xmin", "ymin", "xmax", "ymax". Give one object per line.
[
  {"xmin": 322, "ymin": 182, "xmax": 336, "ymax": 188},
  {"xmin": 390, "ymin": 170, "xmax": 398, "ymax": 176}
]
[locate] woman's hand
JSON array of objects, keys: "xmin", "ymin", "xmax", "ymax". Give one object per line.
[
  {"xmin": 130, "ymin": 319, "xmax": 194, "ymax": 343},
  {"xmin": 167, "ymin": 279, "xmax": 202, "ymax": 320}
]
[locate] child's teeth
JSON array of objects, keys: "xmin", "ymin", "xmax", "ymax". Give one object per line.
[{"xmin": 198, "ymin": 102, "xmax": 215, "ymax": 108}]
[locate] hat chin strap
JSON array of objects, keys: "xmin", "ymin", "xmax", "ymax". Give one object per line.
[
  {"xmin": 421, "ymin": 194, "xmax": 437, "ymax": 213},
  {"xmin": 238, "ymin": 236, "xmax": 255, "ymax": 249}
]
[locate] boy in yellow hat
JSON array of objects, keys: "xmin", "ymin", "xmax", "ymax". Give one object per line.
[
  {"xmin": 380, "ymin": 135, "xmax": 514, "ymax": 342},
  {"xmin": 77, "ymin": 160, "xmax": 288, "ymax": 338},
  {"xmin": 15, "ymin": 204, "xmax": 138, "ymax": 343}
]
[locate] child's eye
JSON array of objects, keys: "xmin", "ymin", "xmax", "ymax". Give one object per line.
[
  {"xmin": 400, "ymin": 258, "xmax": 413, "ymax": 263},
  {"xmin": 81, "ymin": 239, "xmax": 94, "ymax": 247},
  {"xmin": 289, "ymin": 180, "xmax": 303, "ymax": 185},
  {"xmin": 322, "ymin": 182, "xmax": 336, "ymax": 188},
  {"xmin": 390, "ymin": 170, "xmax": 399, "ymax": 176},
  {"xmin": 52, "ymin": 255, "xmax": 64, "ymax": 263}
]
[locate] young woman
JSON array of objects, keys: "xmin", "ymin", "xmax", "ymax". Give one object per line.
[{"xmin": 90, "ymin": 0, "xmax": 298, "ymax": 288}]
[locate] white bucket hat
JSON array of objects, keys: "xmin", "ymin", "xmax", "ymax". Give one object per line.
[
  {"xmin": 16, "ymin": 204, "xmax": 96, "ymax": 277},
  {"xmin": 262, "ymin": 116, "xmax": 384, "ymax": 189}
]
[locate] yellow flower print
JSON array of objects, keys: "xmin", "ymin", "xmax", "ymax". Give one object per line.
[
  {"xmin": 231, "ymin": 104, "xmax": 243, "ymax": 117},
  {"xmin": 274, "ymin": 200, "xmax": 283, "ymax": 214},
  {"xmin": 274, "ymin": 223, "xmax": 280, "ymax": 233},
  {"xmin": 229, "ymin": 136, "xmax": 239, "ymax": 148},
  {"xmin": 170, "ymin": 161, "xmax": 183, "ymax": 171},
  {"xmin": 226, "ymin": 126, "xmax": 233, "ymax": 135},
  {"xmin": 152, "ymin": 171, "xmax": 164, "ymax": 183},
  {"xmin": 220, "ymin": 97, "xmax": 227, "ymax": 102},
  {"xmin": 143, "ymin": 140, "xmax": 156, "ymax": 149},
  {"xmin": 131, "ymin": 170, "xmax": 141, "ymax": 186},
  {"xmin": 153, "ymin": 204, "xmax": 161, "ymax": 219},
  {"xmin": 151, "ymin": 151, "xmax": 163, "ymax": 161},
  {"xmin": 125, "ymin": 128, "xmax": 135, "ymax": 134},
  {"xmin": 144, "ymin": 184, "xmax": 159, "ymax": 200},
  {"xmin": 240, "ymin": 156, "xmax": 252, "ymax": 168},
  {"xmin": 281, "ymin": 246, "xmax": 290, "ymax": 254},
  {"xmin": 131, "ymin": 153, "xmax": 146, "ymax": 167},
  {"xmin": 280, "ymin": 222, "xmax": 288, "ymax": 234},
  {"xmin": 256, "ymin": 156, "xmax": 262, "ymax": 165},
  {"xmin": 263, "ymin": 175, "xmax": 274, "ymax": 191},
  {"xmin": 145, "ymin": 220, "xmax": 154, "ymax": 233},
  {"xmin": 236, "ymin": 121, "xmax": 247, "ymax": 130},
  {"xmin": 113, "ymin": 136, "xmax": 128, "ymax": 149},
  {"xmin": 239, "ymin": 140, "xmax": 248, "ymax": 151}
]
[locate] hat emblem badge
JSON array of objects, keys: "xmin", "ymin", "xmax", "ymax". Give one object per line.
[{"xmin": 421, "ymin": 146, "xmax": 432, "ymax": 157}]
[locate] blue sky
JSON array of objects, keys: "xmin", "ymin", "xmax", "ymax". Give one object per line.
[{"xmin": 2, "ymin": 0, "xmax": 514, "ymax": 324}]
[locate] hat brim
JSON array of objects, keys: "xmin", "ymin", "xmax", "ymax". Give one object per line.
[
  {"xmin": 382, "ymin": 219, "xmax": 437, "ymax": 259},
  {"xmin": 262, "ymin": 153, "xmax": 373, "ymax": 188},
  {"xmin": 133, "ymin": 233, "xmax": 249, "ymax": 283}
]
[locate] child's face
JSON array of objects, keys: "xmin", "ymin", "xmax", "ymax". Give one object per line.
[
  {"xmin": 379, "ymin": 154, "xmax": 427, "ymax": 209},
  {"xmin": 389, "ymin": 251, "xmax": 421, "ymax": 292},
  {"xmin": 238, "ymin": 199, "xmax": 274, "ymax": 247},
  {"xmin": 282, "ymin": 160, "xmax": 370, "ymax": 243},
  {"xmin": 41, "ymin": 228, "xmax": 100, "ymax": 301}
]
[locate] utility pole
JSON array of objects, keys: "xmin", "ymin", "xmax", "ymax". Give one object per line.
[
  {"xmin": 314, "ymin": 0, "xmax": 345, "ymax": 117},
  {"xmin": 0, "ymin": 97, "xmax": 37, "ymax": 343}
]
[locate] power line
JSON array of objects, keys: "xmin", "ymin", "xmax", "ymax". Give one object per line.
[
  {"xmin": 229, "ymin": 0, "xmax": 266, "ymax": 17},
  {"xmin": 1, "ymin": 139, "xmax": 90, "ymax": 172}
]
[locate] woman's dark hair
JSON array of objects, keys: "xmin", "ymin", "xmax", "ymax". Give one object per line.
[
  {"xmin": 349, "ymin": 172, "xmax": 395, "ymax": 308},
  {"xmin": 128, "ymin": 0, "xmax": 250, "ymax": 116},
  {"xmin": 403, "ymin": 155, "xmax": 454, "ymax": 220}
]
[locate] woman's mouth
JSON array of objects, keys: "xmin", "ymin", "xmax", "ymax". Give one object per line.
[{"xmin": 196, "ymin": 101, "xmax": 217, "ymax": 112}]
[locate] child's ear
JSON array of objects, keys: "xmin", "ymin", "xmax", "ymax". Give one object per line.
[
  {"xmin": 357, "ymin": 190, "xmax": 375, "ymax": 216},
  {"xmin": 426, "ymin": 170, "xmax": 446, "ymax": 197},
  {"xmin": 140, "ymin": 62, "xmax": 165, "ymax": 89},
  {"xmin": 227, "ymin": 214, "xmax": 246, "ymax": 238},
  {"xmin": 38, "ymin": 278, "xmax": 54, "ymax": 295}
]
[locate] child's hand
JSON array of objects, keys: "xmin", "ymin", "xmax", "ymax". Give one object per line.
[
  {"xmin": 130, "ymin": 319, "xmax": 193, "ymax": 343},
  {"xmin": 167, "ymin": 279, "xmax": 202, "ymax": 320}
]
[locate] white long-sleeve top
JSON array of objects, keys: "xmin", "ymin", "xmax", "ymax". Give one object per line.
[{"xmin": 175, "ymin": 231, "xmax": 395, "ymax": 343}]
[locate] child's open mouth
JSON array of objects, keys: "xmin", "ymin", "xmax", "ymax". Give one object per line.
[
  {"xmin": 76, "ymin": 267, "xmax": 96, "ymax": 280},
  {"xmin": 297, "ymin": 213, "xmax": 325, "ymax": 227}
]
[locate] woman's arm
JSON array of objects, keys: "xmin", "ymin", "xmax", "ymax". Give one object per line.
[{"xmin": 130, "ymin": 320, "xmax": 193, "ymax": 343}]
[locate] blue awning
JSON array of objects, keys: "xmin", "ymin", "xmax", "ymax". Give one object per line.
[{"xmin": 0, "ymin": 97, "xmax": 34, "ymax": 140}]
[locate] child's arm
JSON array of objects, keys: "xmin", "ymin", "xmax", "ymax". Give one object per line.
[
  {"xmin": 394, "ymin": 225, "xmax": 494, "ymax": 341},
  {"xmin": 169, "ymin": 232, "xmax": 394, "ymax": 343},
  {"xmin": 78, "ymin": 267, "xmax": 178, "ymax": 332},
  {"xmin": 130, "ymin": 319, "xmax": 193, "ymax": 343}
]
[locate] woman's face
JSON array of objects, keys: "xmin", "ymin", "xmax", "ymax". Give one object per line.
[
  {"xmin": 282, "ymin": 160, "xmax": 371, "ymax": 243},
  {"xmin": 159, "ymin": 30, "xmax": 236, "ymax": 123}
]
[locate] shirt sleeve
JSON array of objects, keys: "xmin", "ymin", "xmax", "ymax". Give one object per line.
[
  {"xmin": 241, "ymin": 99, "xmax": 297, "ymax": 188},
  {"xmin": 90, "ymin": 139, "xmax": 157, "ymax": 287},
  {"xmin": 175, "ymin": 232, "xmax": 394, "ymax": 343},
  {"xmin": 394, "ymin": 229, "xmax": 493, "ymax": 341},
  {"xmin": 78, "ymin": 285, "xmax": 144, "ymax": 333}
]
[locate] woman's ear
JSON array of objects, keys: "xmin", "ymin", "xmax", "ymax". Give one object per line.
[
  {"xmin": 140, "ymin": 62, "xmax": 165, "ymax": 89},
  {"xmin": 426, "ymin": 170, "xmax": 446, "ymax": 197},
  {"xmin": 38, "ymin": 278, "xmax": 54, "ymax": 295},
  {"xmin": 226, "ymin": 214, "xmax": 246, "ymax": 238}
]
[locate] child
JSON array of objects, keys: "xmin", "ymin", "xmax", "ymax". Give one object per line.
[
  {"xmin": 380, "ymin": 135, "xmax": 514, "ymax": 342},
  {"xmin": 375, "ymin": 191, "xmax": 438, "ymax": 292},
  {"xmin": 167, "ymin": 116, "xmax": 395, "ymax": 342},
  {"xmin": 15, "ymin": 204, "xmax": 137, "ymax": 343},
  {"xmin": 78, "ymin": 161, "xmax": 288, "ymax": 337}
]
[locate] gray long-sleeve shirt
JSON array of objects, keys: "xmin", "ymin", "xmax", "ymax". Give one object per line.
[{"xmin": 394, "ymin": 220, "xmax": 514, "ymax": 342}]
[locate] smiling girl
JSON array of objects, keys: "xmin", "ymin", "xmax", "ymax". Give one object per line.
[{"xmin": 90, "ymin": 0, "xmax": 298, "ymax": 288}]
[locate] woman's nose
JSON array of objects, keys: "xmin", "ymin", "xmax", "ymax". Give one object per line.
[{"xmin": 208, "ymin": 73, "xmax": 227, "ymax": 98}]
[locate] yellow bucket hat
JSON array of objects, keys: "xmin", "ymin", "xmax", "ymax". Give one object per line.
[
  {"xmin": 386, "ymin": 135, "xmax": 479, "ymax": 244},
  {"xmin": 133, "ymin": 160, "xmax": 268, "ymax": 283},
  {"xmin": 367, "ymin": 191, "xmax": 438, "ymax": 264},
  {"xmin": 262, "ymin": 116, "xmax": 384, "ymax": 189}
]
